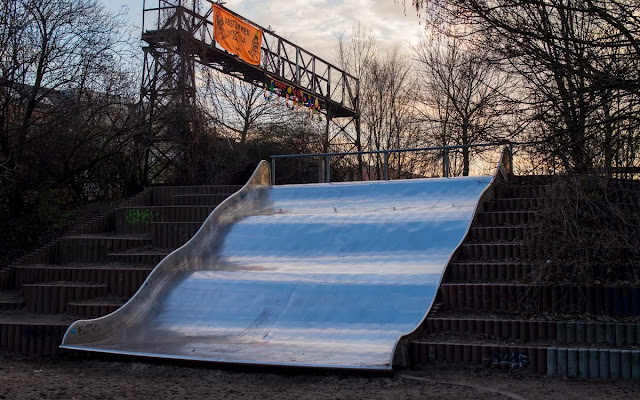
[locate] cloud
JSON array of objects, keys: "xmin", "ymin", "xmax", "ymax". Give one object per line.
[{"xmin": 232, "ymin": 0, "xmax": 424, "ymax": 62}]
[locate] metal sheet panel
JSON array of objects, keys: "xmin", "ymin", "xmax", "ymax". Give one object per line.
[{"xmin": 61, "ymin": 159, "xmax": 499, "ymax": 370}]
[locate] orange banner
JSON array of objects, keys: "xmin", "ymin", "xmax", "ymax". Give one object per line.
[{"xmin": 213, "ymin": 5, "xmax": 263, "ymax": 66}]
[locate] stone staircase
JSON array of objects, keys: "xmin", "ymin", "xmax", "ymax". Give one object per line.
[
  {"xmin": 0, "ymin": 185, "xmax": 240, "ymax": 355},
  {"xmin": 409, "ymin": 177, "xmax": 640, "ymax": 380},
  {"xmin": 3, "ymin": 175, "xmax": 639, "ymax": 380}
]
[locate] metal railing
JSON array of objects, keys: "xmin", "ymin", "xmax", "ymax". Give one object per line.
[{"xmin": 270, "ymin": 143, "xmax": 513, "ymax": 185}]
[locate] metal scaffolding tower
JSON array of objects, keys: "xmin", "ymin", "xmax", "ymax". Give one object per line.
[{"xmin": 139, "ymin": 0, "xmax": 360, "ymax": 183}]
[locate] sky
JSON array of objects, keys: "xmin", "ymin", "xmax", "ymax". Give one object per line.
[{"xmin": 103, "ymin": 0, "xmax": 426, "ymax": 64}]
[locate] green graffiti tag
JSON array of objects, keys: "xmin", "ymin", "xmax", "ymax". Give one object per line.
[{"xmin": 125, "ymin": 209, "xmax": 160, "ymax": 224}]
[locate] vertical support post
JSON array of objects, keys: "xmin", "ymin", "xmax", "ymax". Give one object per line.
[
  {"xmin": 278, "ymin": 39, "xmax": 283, "ymax": 77},
  {"xmin": 509, "ymin": 143, "xmax": 514, "ymax": 176},
  {"xmin": 383, "ymin": 152, "xmax": 389, "ymax": 180},
  {"xmin": 311, "ymin": 57, "xmax": 316, "ymax": 91},
  {"xmin": 325, "ymin": 156, "xmax": 331, "ymax": 183},
  {"xmin": 177, "ymin": 1, "xmax": 182, "ymax": 31},
  {"xmin": 355, "ymin": 80, "xmax": 363, "ymax": 181},
  {"xmin": 142, "ymin": 0, "xmax": 146, "ymax": 34},
  {"xmin": 295, "ymin": 48, "xmax": 300, "ymax": 84},
  {"xmin": 443, "ymin": 149, "xmax": 449, "ymax": 178},
  {"xmin": 323, "ymin": 108, "xmax": 331, "ymax": 154},
  {"xmin": 271, "ymin": 158, "xmax": 276, "ymax": 185}
]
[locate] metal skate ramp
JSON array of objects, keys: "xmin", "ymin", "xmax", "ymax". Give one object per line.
[{"xmin": 61, "ymin": 151, "xmax": 508, "ymax": 370}]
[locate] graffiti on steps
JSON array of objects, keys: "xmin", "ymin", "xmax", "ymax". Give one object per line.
[
  {"xmin": 492, "ymin": 350, "xmax": 529, "ymax": 368},
  {"xmin": 125, "ymin": 209, "xmax": 161, "ymax": 224}
]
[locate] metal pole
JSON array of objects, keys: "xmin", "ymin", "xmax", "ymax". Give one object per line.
[
  {"xmin": 271, "ymin": 158, "xmax": 276, "ymax": 185},
  {"xmin": 296, "ymin": 48, "xmax": 300, "ymax": 84},
  {"xmin": 325, "ymin": 156, "xmax": 331, "ymax": 183},
  {"xmin": 142, "ymin": 0, "xmax": 146, "ymax": 34},
  {"xmin": 509, "ymin": 144, "xmax": 514, "ymax": 176},
  {"xmin": 383, "ymin": 152, "xmax": 389, "ymax": 180},
  {"xmin": 443, "ymin": 149, "xmax": 449, "ymax": 178},
  {"xmin": 311, "ymin": 57, "xmax": 316, "ymax": 91},
  {"xmin": 277, "ymin": 39, "xmax": 282, "ymax": 76}
]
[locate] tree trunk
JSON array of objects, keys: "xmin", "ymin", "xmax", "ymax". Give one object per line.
[{"xmin": 462, "ymin": 124, "xmax": 470, "ymax": 176}]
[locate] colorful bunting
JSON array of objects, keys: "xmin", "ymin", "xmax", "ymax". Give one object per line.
[{"xmin": 264, "ymin": 76, "xmax": 323, "ymax": 121}]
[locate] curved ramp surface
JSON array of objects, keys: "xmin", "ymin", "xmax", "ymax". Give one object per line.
[{"xmin": 61, "ymin": 162, "xmax": 496, "ymax": 370}]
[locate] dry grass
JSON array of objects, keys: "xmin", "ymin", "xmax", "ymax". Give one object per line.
[{"xmin": 527, "ymin": 175, "xmax": 640, "ymax": 286}]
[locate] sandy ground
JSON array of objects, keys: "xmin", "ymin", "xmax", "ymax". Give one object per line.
[{"xmin": 1, "ymin": 353, "xmax": 639, "ymax": 399}]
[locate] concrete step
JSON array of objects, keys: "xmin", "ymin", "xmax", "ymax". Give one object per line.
[
  {"xmin": 445, "ymin": 262, "xmax": 537, "ymax": 283},
  {"xmin": 510, "ymin": 175, "xmax": 553, "ymax": 186},
  {"xmin": 458, "ymin": 243, "xmax": 531, "ymax": 260},
  {"xmin": 468, "ymin": 225, "xmax": 531, "ymax": 242},
  {"xmin": 166, "ymin": 185, "xmax": 241, "ymax": 194},
  {"xmin": 591, "ymin": 264, "xmax": 640, "ymax": 282},
  {"xmin": 504, "ymin": 185, "xmax": 550, "ymax": 198},
  {"xmin": 439, "ymin": 283, "xmax": 640, "ymax": 316},
  {"xmin": 148, "ymin": 185, "xmax": 241, "ymax": 206},
  {"xmin": 66, "ymin": 297, "xmax": 126, "ymax": 318},
  {"xmin": 408, "ymin": 340, "xmax": 640, "ymax": 379},
  {"xmin": 0, "ymin": 291, "xmax": 24, "ymax": 311},
  {"xmin": 58, "ymin": 235, "xmax": 152, "ymax": 264},
  {"xmin": 423, "ymin": 317, "xmax": 640, "ymax": 346},
  {"xmin": 448, "ymin": 262, "xmax": 640, "ymax": 284},
  {"xmin": 21, "ymin": 282, "xmax": 108, "ymax": 314},
  {"xmin": 484, "ymin": 198, "xmax": 546, "ymax": 212},
  {"xmin": 0, "ymin": 268, "xmax": 13, "ymax": 290},
  {"xmin": 107, "ymin": 249, "xmax": 169, "ymax": 266},
  {"xmin": 169, "ymin": 193, "xmax": 233, "ymax": 206},
  {"xmin": 151, "ymin": 222, "xmax": 202, "ymax": 249},
  {"xmin": 0, "ymin": 318, "xmax": 71, "ymax": 355},
  {"xmin": 476, "ymin": 211, "xmax": 537, "ymax": 226},
  {"xmin": 113, "ymin": 206, "xmax": 215, "ymax": 234},
  {"xmin": 16, "ymin": 264, "xmax": 152, "ymax": 298}
]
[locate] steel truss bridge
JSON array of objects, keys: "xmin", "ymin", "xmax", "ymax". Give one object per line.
[{"xmin": 140, "ymin": 0, "xmax": 361, "ymax": 170}]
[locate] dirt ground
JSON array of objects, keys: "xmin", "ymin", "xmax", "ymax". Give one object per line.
[{"xmin": 0, "ymin": 353, "xmax": 638, "ymax": 399}]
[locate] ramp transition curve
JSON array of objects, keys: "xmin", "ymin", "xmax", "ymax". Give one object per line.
[{"xmin": 61, "ymin": 151, "xmax": 507, "ymax": 370}]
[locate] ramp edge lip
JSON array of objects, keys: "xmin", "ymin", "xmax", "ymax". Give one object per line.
[
  {"xmin": 391, "ymin": 145, "xmax": 511, "ymax": 368},
  {"xmin": 58, "ymin": 345, "xmax": 393, "ymax": 371}
]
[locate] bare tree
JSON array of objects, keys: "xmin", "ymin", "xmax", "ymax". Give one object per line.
[
  {"xmin": 0, "ymin": 0, "xmax": 136, "ymax": 213},
  {"xmin": 336, "ymin": 22, "xmax": 379, "ymax": 177},
  {"xmin": 202, "ymin": 70, "xmax": 281, "ymax": 145},
  {"xmin": 403, "ymin": 0, "xmax": 640, "ymax": 174},
  {"xmin": 412, "ymin": 33, "xmax": 517, "ymax": 175},
  {"xmin": 363, "ymin": 46, "xmax": 422, "ymax": 178},
  {"xmin": 337, "ymin": 24, "xmax": 421, "ymax": 179}
]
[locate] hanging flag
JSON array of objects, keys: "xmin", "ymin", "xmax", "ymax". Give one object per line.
[{"xmin": 213, "ymin": 4, "xmax": 263, "ymax": 66}]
